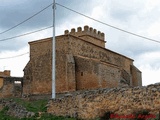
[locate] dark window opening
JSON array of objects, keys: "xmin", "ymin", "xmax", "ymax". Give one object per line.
[{"xmin": 81, "ymin": 72, "xmax": 83, "ymax": 76}]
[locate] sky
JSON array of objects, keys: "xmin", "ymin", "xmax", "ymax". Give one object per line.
[{"xmin": 0, "ymin": 0, "xmax": 160, "ymax": 86}]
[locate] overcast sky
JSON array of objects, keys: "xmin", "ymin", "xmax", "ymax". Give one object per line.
[{"xmin": 0, "ymin": 0, "xmax": 160, "ymax": 86}]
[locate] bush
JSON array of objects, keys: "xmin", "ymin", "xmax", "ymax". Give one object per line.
[
  {"xmin": 0, "ymin": 99, "xmax": 77, "ymax": 120},
  {"xmin": 134, "ymin": 110, "xmax": 156, "ymax": 120},
  {"xmin": 100, "ymin": 111, "xmax": 113, "ymax": 120}
]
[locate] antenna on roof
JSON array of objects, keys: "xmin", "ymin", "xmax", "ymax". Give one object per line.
[{"xmin": 52, "ymin": 0, "xmax": 56, "ymax": 99}]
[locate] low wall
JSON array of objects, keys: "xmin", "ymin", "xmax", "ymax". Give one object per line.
[
  {"xmin": 0, "ymin": 77, "xmax": 23, "ymax": 98},
  {"xmin": 47, "ymin": 83, "xmax": 160, "ymax": 119},
  {"xmin": 0, "ymin": 99, "xmax": 35, "ymax": 118}
]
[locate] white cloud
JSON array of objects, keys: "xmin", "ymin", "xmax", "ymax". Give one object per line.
[
  {"xmin": 136, "ymin": 51, "xmax": 160, "ymax": 66},
  {"xmin": 134, "ymin": 51, "xmax": 160, "ymax": 85},
  {"xmin": 0, "ymin": 47, "xmax": 29, "ymax": 77},
  {"xmin": 145, "ymin": 0, "xmax": 160, "ymax": 11},
  {"xmin": 140, "ymin": 66, "xmax": 160, "ymax": 86},
  {"xmin": 148, "ymin": 21, "xmax": 160, "ymax": 37}
]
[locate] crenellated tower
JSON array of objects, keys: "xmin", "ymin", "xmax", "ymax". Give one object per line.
[{"xmin": 64, "ymin": 25, "xmax": 106, "ymax": 48}]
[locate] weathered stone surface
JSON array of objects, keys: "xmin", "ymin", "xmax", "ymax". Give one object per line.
[
  {"xmin": 0, "ymin": 77, "xmax": 23, "ymax": 98},
  {"xmin": 0, "ymin": 99, "xmax": 35, "ymax": 118},
  {"xmin": 47, "ymin": 83, "xmax": 160, "ymax": 119},
  {"xmin": 23, "ymin": 25, "xmax": 142, "ymax": 96},
  {"xmin": 0, "ymin": 70, "xmax": 10, "ymax": 88}
]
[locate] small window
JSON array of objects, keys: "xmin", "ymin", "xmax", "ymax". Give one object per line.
[
  {"xmin": 81, "ymin": 72, "xmax": 83, "ymax": 76},
  {"xmin": 14, "ymin": 81, "xmax": 21, "ymax": 84}
]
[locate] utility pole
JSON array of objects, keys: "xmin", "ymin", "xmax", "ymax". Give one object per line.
[{"xmin": 52, "ymin": 0, "xmax": 56, "ymax": 99}]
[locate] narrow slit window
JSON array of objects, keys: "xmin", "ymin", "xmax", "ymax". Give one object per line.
[
  {"xmin": 81, "ymin": 72, "xmax": 83, "ymax": 76},
  {"xmin": 14, "ymin": 81, "xmax": 21, "ymax": 84}
]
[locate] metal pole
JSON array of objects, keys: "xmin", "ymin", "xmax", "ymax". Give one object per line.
[{"xmin": 52, "ymin": 0, "xmax": 56, "ymax": 99}]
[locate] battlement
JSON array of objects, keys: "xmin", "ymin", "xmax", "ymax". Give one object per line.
[
  {"xmin": 64, "ymin": 25, "xmax": 105, "ymax": 40},
  {"xmin": 64, "ymin": 25, "xmax": 106, "ymax": 48},
  {"xmin": 0, "ymin": 70, "xmax": 10, "ymax": 77},
  {"xmin": 0, "ymin": 70, "xmax": 11, "ymax": 89}
]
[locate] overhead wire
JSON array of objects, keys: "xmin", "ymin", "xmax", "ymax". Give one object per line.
[
  {"xmin": 0, "ymin": 25, "xmax": 52, "ymax": 59},
  {"xmin": 56, "ymin": 3, "xmax": 160, "ymax": 44},
  {"xmin": 0, "ymin": 26, "xmax": 53, "ymax": 42},
  {"xmin": 0, "ymin": 3, "xmax": 53, "ymax": 35},
  {"xmin": 1, "ymin": 2, "xmax": 160, "ymax": 60},
  {"xmin": 0, "ymin": 52, "xmax": 29, "ymax": 59},
  {"xmin": 1, "ymin": 2, "xmax": 159, "ymax": 44},
  {"xmin": 0, "ymin": 3, "xmax": 53, "ymax": 59}
]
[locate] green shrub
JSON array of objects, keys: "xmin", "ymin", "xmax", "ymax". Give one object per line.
[
  {"xmin": 10, "ymin": 98, "xmax": 48, "ymax": 112},
  {"xmin": 0, "ymin": 106, "xmax": 18, "ymax": 120},
  {"xmin": 0, "ymin": 98, "xmax": 77, "ymax": 120},
  {"xmin": 134, "ymin": 110, "xmax": 157, "ymax": 120}
]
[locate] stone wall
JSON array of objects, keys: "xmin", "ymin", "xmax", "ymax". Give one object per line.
[
  {"xmin": 0, "ymin": 70, "xmax": 10, "ymax": 77},
  {"xmin": 0, "ymin": 70, "xmax": 11, "ymax": 88},
  {"xmin": 0, "ymin": 99, "xmax": 35, "ymax": 118},
  {"xmin": 74, "ymin": 56, "xmax": 121, "ymax": 90},
  {"xmin": 47, "ymin": 83, "xmax": 160, "ymax": 119},
  {"xmin": 0, "ymin": 77, "xmax": 23, "ymax": 98},
  {"xmin": 68, "ymin": 35, "xmax": 133, "ymax": 73},
  {"xmin": 23, "ymin": 37, "xmax": 76, "ymax": 95},
  {"xmin": 0, "ymin": 77, "xmax": 3, "ymax": 88},
  {"xmin": 131, "ymin": 65, "xmax": 142, "ymax": 86}
]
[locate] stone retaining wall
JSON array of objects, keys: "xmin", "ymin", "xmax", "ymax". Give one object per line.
[
  {"xmin": 47, "ymin": 83, "xmax": 160, "ymax": 119},
  {"xmin": 0, "ymin": 99, "xmax": 35, "ymax": 118}
]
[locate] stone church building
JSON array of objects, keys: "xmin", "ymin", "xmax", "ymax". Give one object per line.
[{"xmin": 23, "ymin": 25, "xmax": 142, "ymax": 96}]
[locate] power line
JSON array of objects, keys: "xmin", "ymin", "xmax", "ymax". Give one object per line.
[
  {"xmin": 0, "ymin": 3, "xmax": 53, "ymax": 35},
  {"xmin": 0, "ymin": 52, "xmax": 29, "ymax": 59},
  {"xmin": 0, "ymin": 26, "xmax": 53, "ymax": 42},
  {"xmin": 56, "ymin": 3, "xmax": 160, "ymax": 44}
]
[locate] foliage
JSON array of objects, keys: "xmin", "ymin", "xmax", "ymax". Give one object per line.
[
  {"xmin": 1, "ymin": 99, "xmax": 159, "ymax": 120},
  {"xmin": 0, "ymin": 98, "xmax": 76, "ymax": 120},
  {"xmin": 0, "ymin": 106, "xmax": 18, "ymax": 120},
  {"xmin": 100, "ymin": 111, "xmax": 113, "ymax": 120},
  {"xmin": 11, "ymin": 98, "xmax": 48, "ymax": 112}
]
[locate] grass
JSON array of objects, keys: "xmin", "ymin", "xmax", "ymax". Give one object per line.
[
  {"xmin": 0, "ymin": 106, "xmax": 18, "ymax": 120},
  {"xmin": 0, "ymin": 98, "xmax": 76, "ymax": 120},
  {"xmin": 12, "ymin": 98, "xmax": 48, "ymax": 112}
]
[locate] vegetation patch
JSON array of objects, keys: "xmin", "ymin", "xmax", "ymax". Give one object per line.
[
  {"xmin": 0, "ymin": 98, "xmax": 76, "ymax": 120},
  {"xmin": 1, "ymin": 98, "xmax": 159, "ymax": 120}
]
